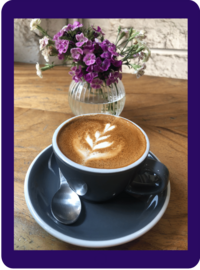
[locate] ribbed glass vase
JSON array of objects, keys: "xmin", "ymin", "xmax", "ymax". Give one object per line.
[{"xmin": 68, "ymin": 80, "xmax": 126, "ymax": 116}]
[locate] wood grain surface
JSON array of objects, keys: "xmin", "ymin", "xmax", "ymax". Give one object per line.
[{"xmin": 14, "ymin": 63, "xmax": 188, "ymax": 250}]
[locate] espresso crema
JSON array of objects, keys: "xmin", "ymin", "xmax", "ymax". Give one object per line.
[{"xmin": 57, "ymin": 115, "xmax": 146, "ymax": 169}]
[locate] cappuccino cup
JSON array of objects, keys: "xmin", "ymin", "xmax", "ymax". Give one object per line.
[{"xmin": 52, "ymin": 114, "xmax": 169, "ymax": 202}]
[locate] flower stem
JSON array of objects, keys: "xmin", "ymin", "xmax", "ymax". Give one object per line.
[
  {"xmin": 121, "ymin": 39, "xmax": 130, "ymax": 53},
  {"xmin": 41, "ymin": 63, "xmax": 55, "ymax": 71},
  {"xmin": 37, "ymin": 25, "xmax": 52, "ymax": 39},
  {"xmin": 114, "ymin": 83, "xmax": 119, "ymax": 95},
  {"xmin": 115, "ymin": 32, "xmax": 120, "ymax": 46}
]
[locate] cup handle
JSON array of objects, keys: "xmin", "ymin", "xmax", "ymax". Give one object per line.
[{"xmin": 125, "ymin": 158, "xmax": 169, "ymax": 196}]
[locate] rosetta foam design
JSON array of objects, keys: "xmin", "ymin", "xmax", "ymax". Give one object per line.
[
  {"xmin": 104, "ymin": 123, "xmax": 115, "ymax": 132},
  {"xmin": 79, "ymin": 124, "xmax": 115, "ymax": 160},
  {"xmin": 76, "ymin": 124, "xmax": 115, "ymax": 162},
  {"xmin": 93, "ymin": 141, "xmax": 113, "ymax": 150},
  {"xmin": 85, "ymin": 135, "xmax": 93, "ymax": 148},
  {"xmin": 57, "ymin": 115, "xmax": 146, "ymax": 169}
]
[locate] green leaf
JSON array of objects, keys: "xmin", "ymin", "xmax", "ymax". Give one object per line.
[
  {"xmin": 60, "ymin": 36, "xmax": 70, "ymax": 40},
  {"xmin": 135, "ymin": 46, "xmax": 145, "ymax": 53},
  {"xmin": 129, "ymin": 31, "xmax": 139, "ymax": 41}
]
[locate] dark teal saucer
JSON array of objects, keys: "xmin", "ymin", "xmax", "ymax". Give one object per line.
[{"xmin": 24, "ymin": 145, "xmax": 170, "ymax": 248}]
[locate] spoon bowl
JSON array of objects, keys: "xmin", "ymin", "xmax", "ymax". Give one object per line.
[{"xmin": 51, "ymin": 168, "xmax": 81, "ymax": 224}]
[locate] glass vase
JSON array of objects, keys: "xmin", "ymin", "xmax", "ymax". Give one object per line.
[{"xmin": 68, "ymin": 80, "xmax": 126, "ymax": 116}]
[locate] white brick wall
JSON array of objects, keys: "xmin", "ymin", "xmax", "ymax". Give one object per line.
[
  {"xmin": 14, "ymin": 19, "xmax": 40, "ymax": 64},
  {"xmin": 14, "ymin": 19, "xmax": 188, "ymax": 79},
  {"xmin": 14, "ymin": 19, "xmax": 67, "ymax": 65}
]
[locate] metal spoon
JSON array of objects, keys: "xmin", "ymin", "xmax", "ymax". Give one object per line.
[{"xmin": 51, "ymin": 168, "xmax": 81, "ymax": 224}]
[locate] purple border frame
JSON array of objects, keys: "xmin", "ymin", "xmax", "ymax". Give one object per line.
[{"xmin": 2, "ymin": 0, "xmax": 200, "ymax": 268}]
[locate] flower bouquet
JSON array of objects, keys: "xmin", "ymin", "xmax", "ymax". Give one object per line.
[{"xmin": 31, "ymin": 19, "xmax": 151, "ymax": 115}]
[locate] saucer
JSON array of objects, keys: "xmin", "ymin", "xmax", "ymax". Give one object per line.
[{"xmin": 24, "ymin": 145, "xmax": 170, "ymax": 248}]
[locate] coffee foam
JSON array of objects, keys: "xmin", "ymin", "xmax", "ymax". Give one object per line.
[{"xmin": 57, "ymin": 115, "xmax": 146, "ymax": 169}]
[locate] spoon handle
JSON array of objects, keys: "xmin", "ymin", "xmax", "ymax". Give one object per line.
[
  {"xmin": 48, "ymin": 152, "xmax": 56, "ymax": 176},
  {"xmin": 58, "ymin": 168, "xmax": 68, "ymax": 186}
]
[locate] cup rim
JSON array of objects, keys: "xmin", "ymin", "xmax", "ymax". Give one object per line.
[{"xmin": 52, "ymin": 113, "xmax": 150, "ymax": 174}]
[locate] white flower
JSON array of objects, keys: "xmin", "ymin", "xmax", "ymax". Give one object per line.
[
  {"xmin": 41, "ymin": 47, "xmax": 51, "ymax": 62},
  {"xmin": 133, "ymin": 64, "xmax": 146, "ymax": 78},
  {"xmin": 122, "ymin": 28, "xmax": 129, "ymax": 33},
  {"xmin": 39, "ymin": 36, "xmax": 49, "ymax": 50},
  {"xmin": 136, "ymin": 30, "xmax": 146, "ymax": 39},
  {"xmin": 121, "ymin": 28, "xmax": 129, "ymax": 37},
  {"xmin": 94, "ymin": 38, "xmax": 101, "ymax": 43},
  {"xmin": 139, "ymin": 30, "xmax": 146, "ymax": 35},
  {"xmin": 36, "ymin": 63, "xmax": 43, "ymax": 78},
  {"xmin": 30, "ymin": 19, "xmax": 41, "ymax": 31},
  {"xmin": 138, "ymin": 52, "xmax": 145, "ymax": 60}
]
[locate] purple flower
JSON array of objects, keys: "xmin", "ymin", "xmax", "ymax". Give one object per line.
[
  {"xmin": 112, "ymin": 71, "xmax": 122, "ymax": 81},
  {"xmin": 86, "ymin": 65, "xmax": 94, "ymax": 72},
  {"xmin": 83, "ymin": 40, "xmax": 92, "ymax": 46},
  {"xmin": 93, "ymin": 43, "xmax": 103, "ymax": 55},
  {"xmin": 83, "ymin": 46, "xmax": 95, "ymax": 55},
  {"xmin": 91, "ymin": 78, "xmax": 103, "ymax": 89},
  {"xmin": 73, "ymin": 76, "xmax": 82, "ymax": 83},
  {"xmin": 100, "ymin": 42, "xmax": 119, "ymax": 58},
  {"xmin": 77, "ymin": 66, "xmax": 84, "ymax": 78},
  {"xmin": 93, "ymin": 65, "xmax": 101, "ymax": 72},
  {"xmin": 58, "ymin": 54, "xmax": 64, "ymax": 60},
  {"xmin": 106, "ymin": 71, "xmax": 122, "ymax": 86},
  {"xmin": 101, "ymin": 58, "xmax": 111, "ymax": 71},
  {"xmin": 94, "ymin": 57, "xmax": 110, "ymax": 72},
  {"xmin": 98, "ymin": 72, "xmax": 109, "ymax": 80},
  {"xmin": 99, "ymin": 42, "xmax": 108, "ymax": 52},
  {"xmin": 106, "ymin": 75, "xmax": 116, "ymax": 86},
  {"xmin": 68, "ymin": 66, "xmax": 77, "ymax": 77},
  {"xmin": 93, "ymin": 32, "xmax": 99, "ymax": 38},
  {"xmin": 108, "ymin": 45, "xmax": 119, "ymax": 57},
  {"xmin": 116, "ymin": 71, "xmax": 122, "ymax": 80},
  {"xmin": 84, "ymin": 72, "xmax": 98, "ymax": 83},
  {"xmin": 101, "ymin": 51, "xmax": 112, "ymax": 58},
  {"xmin": 69, "ymin": 66, "xmax": 83, "ymax": 82},
  {"xmin": 55, "ymin": 39, "xmax": 69, "ymax": 54},
  {"xmin": 100, "ymin": 41, "xmax": 119, "ymax": 58},
  {"xmin": 102, "ymin": 39, "xmax": 111, "ymax": 46},
  {"xmin": 111, "ymin": 57, "xmax": 123, "ymax": 68},
  {"xmin": 72, "ymin": 21, "xmax": 83, "ymax": 30},
  {"xmin": 53, "ymin": 30, "xmax": 64, "ymax": 41},
  {"xmin": 83, "ymin": 41, "xmax": 95, "ymax": 54},
  {"xmin": 93, "ymin": 26, "xmax": 105, "ymax": 35},
  {"xmin": 62, "ymin": 24, "xmax": 73, "ymax": 32},
  {"xmin": 70, "ymin": 48, "xmax": 83, "ymax": 60},
  {"xmin": 83, "ymin": 40, "xmax": 94, "ymax": 50},
  {"xmin": 83, "ymin": 53, "xmax": 96, "ymax": 66},
  {"xmin": 76, "ymin": 33, "xmax": 88, "ymax": 47}
]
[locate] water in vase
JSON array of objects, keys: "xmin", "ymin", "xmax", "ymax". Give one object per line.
[
  {"xmin": 68, "ymin": 80, "xmax": 126, "ymax": 116},
  {"xmin": 68, "ymin": 94, "xmax": 126, "ymax": 116}
]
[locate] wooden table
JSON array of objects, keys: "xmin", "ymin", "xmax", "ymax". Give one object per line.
[{"xmin": 14, "ymin": 62, "xmax": 188, "ymax": 250}]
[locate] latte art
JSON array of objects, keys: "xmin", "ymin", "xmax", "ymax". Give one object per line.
[
  {"xmin": 74, "ymin": 124, "xmax": 123, "ymax": 162},
  {"xmin": 57, "ymin": 115, "xmax": 146, "ymax": 169}
]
